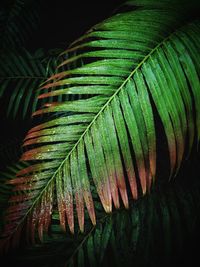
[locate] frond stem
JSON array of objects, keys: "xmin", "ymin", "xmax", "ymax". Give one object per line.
[{"xmin": 8, "ymin": 24, "xmax": 186, "ymax": 239}]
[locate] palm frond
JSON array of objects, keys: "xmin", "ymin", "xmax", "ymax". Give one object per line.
[
  {"xmin": 0, "ymin": 0, "xmax": 40, "ymax": 49},
  {"xmin": 2, "ymin": 175, "xmax": 200, "ymax": 267},
  {"xmin": 0, "ymin": 162, "xmax": 29, "ymax": 231},
  {"xmin": 67, "ymin": 181, "xmax": 200, "ymax": 267},
  {"xmin": 0, "ymin": 48, "xmax": 66, "ymax": 119},
  {"xmin": 1, "ymin": 0, "xmax": 200, "ymax": 250}
]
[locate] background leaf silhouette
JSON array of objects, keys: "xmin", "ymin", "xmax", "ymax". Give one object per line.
[{"xmin": 0, "ymin": 1, "xmax": 200, "ymax": 266}]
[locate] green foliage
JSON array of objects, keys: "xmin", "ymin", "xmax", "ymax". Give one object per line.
[
  {"xmin": 0, "ymin": 48, "xmax": 65, "ymax": 119},
  {"xmin": 0, "ymin": 162, "xmax": 29, "ymax": 230},
  {"xmin": 0, "ymin": 1, "xmax": 200, "ymax": 266},
  {"xmin": 1, "ymin": 0, "xmax": 199, "ymax": 248},
  {"xmin": 2, "ymin": 171, "xmax": 200, "ymax": 267}
]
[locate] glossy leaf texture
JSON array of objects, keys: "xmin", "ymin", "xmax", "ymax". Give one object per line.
[
  {"xmin": 1, "ymin": 0, "xmax": 200, "ymax": 250},
  {"xmin": 2, "ymin": 173, "xmax": 200, "ymax": 267},
  {"xmin": 56, "ymin": 180, "xmax": 200, "ymax": 267}
]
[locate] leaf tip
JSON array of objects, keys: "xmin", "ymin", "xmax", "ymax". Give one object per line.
[{"xmin": 103, "ymin": 203, "xmax": 112, "ymax": 213}]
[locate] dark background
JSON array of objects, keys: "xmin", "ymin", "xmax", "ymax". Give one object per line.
[
  {"xmin": 1, "ymin": 0, "xmax": 125, "ymax": 165},
  {"xmin": 1, "ymin": 0, "xmax": 125, "ymax": 147},
  {"xmin": 0, "ymin": 1, "xmax": 200, "ymax": 266},
  {"xmin": 29, "ymin": 0, "xmax": 124, "ymax": 49},
  {"xmin": 29, "ymin": 2, "xmax": 200, "ymax": 266}
]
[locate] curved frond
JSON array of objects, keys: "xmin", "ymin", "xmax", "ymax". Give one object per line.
[
  {"xmin": 1, "ymin": 0, "xmax": 200, "ymax": 250},
  {"xmin": 0, "ymin": 162, "xmax": 29, "ymax": 231},
  {"xmin": 0, "ymin": 48, "xmax": 65, "ymax": 118},
  {"xmin": 2, "ymin": 176, "xmax": 200, "ymax": 266},
  {"xmin": 65, "ymin": 181, "xmax": 200, "ymax": 267}
]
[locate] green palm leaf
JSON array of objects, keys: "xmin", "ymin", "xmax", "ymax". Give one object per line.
[
  {"xmin": 0, "ymin": 162, "xmax": 29, "ymax": 231},
  {"xmin": 0, "ymin": 48, "xmax": 65, "ymax": 119},
  {"xmin": 2, "ymin": 173, "xmax": 200, "ymax": 267},
  {"xmin": 1, "ymin": 0, "xmax": 200, "ymax": 250}
]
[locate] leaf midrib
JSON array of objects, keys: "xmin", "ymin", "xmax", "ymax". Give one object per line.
[
  {"xmin": 48, "ymin": 32, "xmax": 174, "ymax": 185},
  {"xmin": 10, "ymin": 23, "xmax": 185, "ymax": 238}
]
